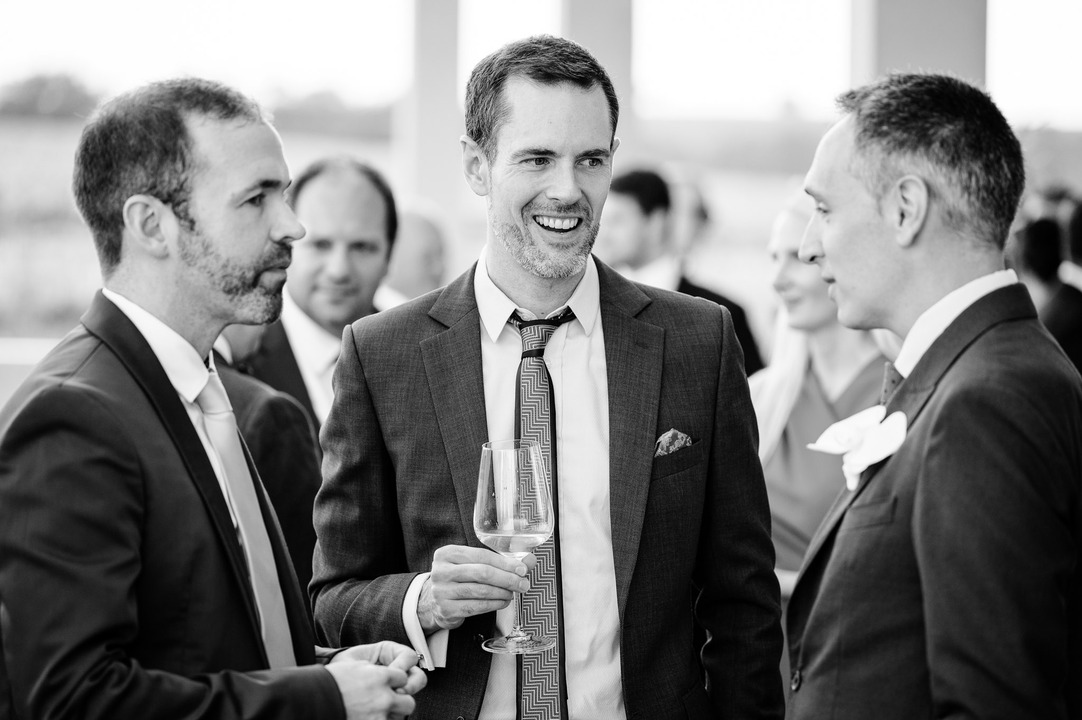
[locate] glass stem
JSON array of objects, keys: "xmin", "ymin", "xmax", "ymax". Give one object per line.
[{"xmin": 507, "ymin": 590, "xmax": 528, "ymax": 640}]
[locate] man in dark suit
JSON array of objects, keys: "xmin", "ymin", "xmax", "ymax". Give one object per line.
[
  {"xmin": 215, "ymin": 334, "xmax": 322, "ymax": 595},
  {"xmin": 0, "ymin": 78, "xmax": 423, "ymax": 720},
  {"xmin": 595, "ymin": 168, "xmax": 764, "ymax": 375},
  {"xmin": 247, "ymin": 159, "xmax": 397, "ymax": 429},
  {"xmin": 788, "ymin": 73, "xmax": 1082, "ymax": 718},
  {"xmin": 311, "ymin": 35, "xmax": 783, "ymax": 720}
]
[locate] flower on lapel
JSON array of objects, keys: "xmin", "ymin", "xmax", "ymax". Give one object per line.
[
  {"xmin": 808, "ymin": 406, "xmax": 908, "ymax": 491},
  {"xmin": 654, "ymin": 428, "xmax": 692, "ymax": 457}
]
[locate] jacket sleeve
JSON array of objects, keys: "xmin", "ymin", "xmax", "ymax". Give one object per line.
[{"xmin": 0, "ymin": 386, "xmax": 343, "ymax": 720}]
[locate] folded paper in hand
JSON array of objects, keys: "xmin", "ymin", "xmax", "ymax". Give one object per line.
[{"xmin": 654, "ymin": 428, "xmax": 693, "ymax": 458}]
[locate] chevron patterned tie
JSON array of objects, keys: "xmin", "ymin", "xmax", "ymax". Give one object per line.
[
  {"xmin": 510, "ymin": 308, "xmax": 575, "ymax": 720},
  {"xmin": 880, "ymin": 361, "xmax": 904, "ymax": 406},
  {"xmin": 197, "ymin": 369, "xmax": 296, "ymax": 669}
]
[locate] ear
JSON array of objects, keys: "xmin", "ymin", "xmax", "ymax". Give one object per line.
[
  {"xmin": 889, "ymin": 175, "xmax": 929, "ymax": 248},
  {"xmin": 461, "ymin": 135, "xmax": 490, "ymax": 197},
  {"xmin": 121, "ymin": 194, "xmax": 175, "ymax": 260}
]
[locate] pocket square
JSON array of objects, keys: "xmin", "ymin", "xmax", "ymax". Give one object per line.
[
  {"xmin": 808, "ymin": 406, "xmax": 908, "ymax": 491},
  {"xmin": 655, "ymin": 428, "xmax": 693, "ymax": 458}
]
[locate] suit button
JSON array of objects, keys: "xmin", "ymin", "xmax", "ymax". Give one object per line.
[
  {"xmin": 455, "ymin": 716, "xmax": 465, "ymax": 720},
  {"xmin": 790, "ymin": 669, "xmax": 802, "ymax": 691}
]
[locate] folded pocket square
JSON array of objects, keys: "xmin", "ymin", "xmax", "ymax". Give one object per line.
[{"xmin": 655, "ymin": 428, "xmax": 693, "ymax": 457}]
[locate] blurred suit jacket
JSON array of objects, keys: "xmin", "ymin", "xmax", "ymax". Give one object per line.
[
  {"xmin": 310, "ymin": 260, "xmax": 784, "ymax": 720},
  {"xmin": 217, "ymin": 359, "xmax": 321, "ymax": 596},
  {"xmin": 677, "ymin": 276, "xmax": 763, "ymax": 376},
  {"xmin": 246, "ymin": 320, "xmax": 318, "ymax": 430},
  {"xmin": 786, "ymin": 285, "xmax": 1082, "ymax": 719},
  {"xmin": 0, "ymin": 292, "xmax": 340, "ymax": 720}
]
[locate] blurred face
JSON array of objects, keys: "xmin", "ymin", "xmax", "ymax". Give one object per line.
[
  {"xmin": 287, "ymin": 170, "xmax": 391, "ymax": 335},
  {"xmin": 595, "ymin": 192, "xmax": 650, "ymax": 268},
  {"xmin": 479, "ymin": 77, "xmax": 616, "ymax": 280},
  {"xmin": 800, "ymin": 117, "xmax": 897, "ymax": 330},
  {"xmin": 177, "ymin": 117, "xmax": 303, "ymax": 327},
  {"xmin": 769, "ymin": 209, "xmax": 837, "ymax": 332},
  {"xmin": 385, "ymin": 213, "xmax": 445, "ymax": 297}
]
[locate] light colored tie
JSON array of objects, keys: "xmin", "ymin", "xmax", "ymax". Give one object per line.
[
  {"xmin": 197, "ymin": 369, "xmax": 296, "ymax": 668},
  {"xmin": 511, "ymin": 309, "xmax": 575, "ymax": 720}
]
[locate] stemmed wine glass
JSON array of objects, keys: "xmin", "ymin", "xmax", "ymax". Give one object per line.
[{"xmin": 473, "ymin": 439, "xmax": 555, "ymax": 654}]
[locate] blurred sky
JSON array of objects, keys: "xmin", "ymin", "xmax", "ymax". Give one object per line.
[{"xmin": 1, "ymin": 0, "xmax": 1080, "ymax": 127}]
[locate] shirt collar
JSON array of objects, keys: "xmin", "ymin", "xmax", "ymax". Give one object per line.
[
  {"xmin": 474, "ymin": 245, "xmax": 600, "ymax": 343},
  {"xmin": 280, "ymin": 289, "xmax": 343, "ymax": 368},
  {"xmin": 101, "ymin": 288, "xmax": 211, "ymax": 403},
  {"xmin": 893, "ymin": 269, "xmax": 1017, "ymax": 377}
]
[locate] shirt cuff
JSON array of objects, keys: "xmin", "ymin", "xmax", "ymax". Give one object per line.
[{"xmin": 402, "ymin": 572, "xmax": 448, "ymax": 669}]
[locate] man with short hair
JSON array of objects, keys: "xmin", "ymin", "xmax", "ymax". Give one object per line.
[
  {"xmin": 0, "ymin": 78, "xmax": 424, "ymax": 720},
  {"xmin": 788, "ymin": 73, "xmax": 1082, "ymax": 718},
  {"xmin": 596, "ymin": 168, "xmax": 763, "ymax": 374},
  {"xmin": 247, "ymin": 157, "xmax": 397, "ymax": 427},
  {"xmin": 312, "ymin": 35, "xmax": 783, "ymax": 720}
]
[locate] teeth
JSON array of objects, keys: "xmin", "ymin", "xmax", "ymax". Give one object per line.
[{"xmin": 534, "ymin": 216, "xmax": 580, "ymax": 231}]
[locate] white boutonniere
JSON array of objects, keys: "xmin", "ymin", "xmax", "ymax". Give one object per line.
[{"xmin": 808, "ymin": 405, "xmax": 908, "ymax": 490}]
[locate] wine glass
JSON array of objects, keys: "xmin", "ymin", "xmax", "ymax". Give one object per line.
[{"xmin": 473, "ymin": 438, "xmax": 556, "ymax": 654}]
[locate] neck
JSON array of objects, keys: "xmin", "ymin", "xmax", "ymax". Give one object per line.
[
  {"xmin": 106, "ymin": 272, "xmax": 222, "ymax": 359},
  {"xmin": 889, "ymin": 246, "xmax": 1004, "ymax": 338},
  {"xmin": 485, "ymin": 247, "xmax": 583, "ymax": 317},
  {"xmin": 807, "ymin": 323, "xmax": 882, "ymax": 402}
]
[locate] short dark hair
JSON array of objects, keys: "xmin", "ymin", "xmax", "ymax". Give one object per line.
[
  {"xmin": 610, "ymin": 169, "xmax": 671, "ymax": 216},
  {"xmin": 72, "ymin": 78, "xmax": 265, "ymax": 276},
  {"xmin": 289, "ymin": 157, "xmax": 398, "ymax": 251},
  {"xmin": 837, "ymin": 73, "xmax": 1025, "ymax": 251},
  {"xmin": 464, "ymin": 34, "xmax": 619, "ymax": 161},
  {"xmin": 1017, "ymin": 218, "xmax": 1063, "ymax": 283}
]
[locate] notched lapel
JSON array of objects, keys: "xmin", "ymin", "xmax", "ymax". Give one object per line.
[
  {"xmin": 597, "ymin": 266, "xmax": 664, "ymax": 618},
  {"xmin": 81, "ymin": 292, "xmax": 266, "ymax": 651},
  {"xmin": 422, "ymin": 270, "xmax": 490, "ymax": 546}
]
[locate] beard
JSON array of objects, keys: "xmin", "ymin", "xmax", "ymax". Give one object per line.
[
  {"xmin": 177, "ymin": 224, "xmax": 291, "ymax": 325},
  {"xmin": 492, "ymin": 201, "xmax": 598, "ymax": 280}
]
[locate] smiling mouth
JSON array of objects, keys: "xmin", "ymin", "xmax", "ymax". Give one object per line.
[{"xmin": 533, "ymin": 215, "xmax": 581, "ymax": 233}]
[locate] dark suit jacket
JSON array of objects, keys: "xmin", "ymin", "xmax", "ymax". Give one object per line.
[
  {"xmin": 0, "ymin": 293, "xmax": 342, "ymax": 720},
  {"xmin": 1041, "ymin": 281, "xmax": 1082, "ymax": 375},
  {"xmin": 311, "ymin": 260, "xmax": 783, "ymax": 719},
  {"xmin": 246, "ymin": 321, "xmax": 318, "ymax": 429},
  {"xmin": 217, "ymin": 361, "xmax": 321, "ymax": 596},
  {"xmin": 786, "ymin": 285, "xmax": 1082, "ymax": 719},
  {"xmin": 677, "ymin": 277, "xmax": 764, "ymax": 376}
]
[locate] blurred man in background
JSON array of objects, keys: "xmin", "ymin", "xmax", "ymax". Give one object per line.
[
  {"xmin": 374, "ymin": 206, "xmax": 447, "ymax": 309},
  {"xmin": 595, "ymin": 168, "xmax": 763, "ymax": 374},
  {"xmin": 247, "ymin": 157, "xmax": 397, "ymax": 427},
  {"xmin": 0, "ymin": 77, "xmax": 423, "ymax": 720}
]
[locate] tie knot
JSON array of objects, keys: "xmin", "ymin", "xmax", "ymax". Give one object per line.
[
  {"xmin": 511, "ymin": 309, "xmax": 576, "ymax": 354},
  {"xmin": 197, "ymin": 369, "xmax": 234, "ymax": 416},
  {"xmin": 880, "ymin": 361, "xmax": 904, "ymax": 406}
]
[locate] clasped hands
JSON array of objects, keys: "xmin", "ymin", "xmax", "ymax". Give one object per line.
[
  {"xmin": 417, "ymin": 545, "xmax": 536, "ymax": 633},
  {"xmin": 326, "ymin": 640, "xmax": 428, "ymax": 720}
]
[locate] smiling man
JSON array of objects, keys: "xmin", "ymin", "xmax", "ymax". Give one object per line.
[
  {"xmin": 0, "ymin": 78, "xmax": 424, "ymax": 720},
  {"xmin": 311, "ymin": 35, "xmax": 783, "ymax": 720},
  {"xmin": 786, "ymin": 74, "xmax": 1082, "ymax": 719},
  {"xmin": 247, "ymin": 157, "xmax": 397, "ymax": 427}
]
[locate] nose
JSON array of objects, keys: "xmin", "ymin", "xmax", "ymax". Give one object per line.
[
  {"xmin": 545, "ymin": 161, "xmax": 584, "ymax": 205},
  {"xmin": 798, "ymin": 217, "xmax": 822, "ymax": 265},
  {"xmin": 771, "ymin": 258, "xmax": 790, "ymax": 294},
  {"xmin": 274, "ymin": 202, "xmax": 306, "ymax": 246},
  {"xmin": 324, "ymin": 242, "xmax": 352, "ymax": 280}
]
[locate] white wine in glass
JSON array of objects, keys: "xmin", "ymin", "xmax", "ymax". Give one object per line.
[{"xmin": 473, "ymin": 439, "xmax": 556, "ymax": 654}]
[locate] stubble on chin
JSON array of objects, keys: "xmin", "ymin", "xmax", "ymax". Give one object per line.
[{"xmin": 494, "ymin": 220, "xmax": 596, "ymax": 280}]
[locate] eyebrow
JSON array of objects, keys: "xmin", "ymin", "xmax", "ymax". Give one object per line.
[
  {"xmin": 508, "ymin": 148, "xmax": 556, "ymax": 162},
  {"xmin": 230, "ymin": 178, "xmax": 291, "ymax": 203}
]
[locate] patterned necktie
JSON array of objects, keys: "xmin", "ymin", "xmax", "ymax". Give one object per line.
[
  {"xmin": 197, "ymin": 369, "xmax": 296, "ymax": 669},
  {"xmin": 880, "ymin": 361, "xmax": 904, "ymax": 406},
  {"xmin": 510, "ymin": 308, "xmax": 575, "ymax": 720}
]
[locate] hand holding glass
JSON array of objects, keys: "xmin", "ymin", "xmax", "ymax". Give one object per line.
[{"xmin": 473, "ymin": 439, "xmax": 555, "ymax": 654}]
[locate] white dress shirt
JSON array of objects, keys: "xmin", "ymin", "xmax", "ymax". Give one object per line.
[
  {"xmin": 279, "ymin": 290, "xmax": 341, "ymax": 424},
  {"xmin": 403, "ymin": 249, "xmax": 626, "ymax": 720},
  {"xmin": 893, "ymin": 269, "xmax": 1017, "ymax": 378},
  {"xmin": 101, "ymin": 288, "xmax": 239, "ymax": 530}
]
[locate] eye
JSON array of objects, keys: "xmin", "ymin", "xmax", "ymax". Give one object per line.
[
  {"xmin": 524, "ymin": 157, "xmax": 550, "ymax": 167},
  {"xmin": 247, "ymin": 194, "xmax": 265, "ymax": 207},
  {"xmin": 581, "ymin": 157, "xmax": 604, "ymax": 168}
]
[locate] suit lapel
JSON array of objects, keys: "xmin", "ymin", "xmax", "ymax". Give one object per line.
[
  {"xmin": 81, "ymin": 292, "xmax": 267, "ymax": 659},
  {"xmin": 794, "ymin": 285, "xmax": 1038, "ymax": 586},
  {"xmin": 596, "ymin": 264, "xmax": 663, "ymax": 617},
  {"xmin": 421, "ymin": 267, "xmax": 492, "ymax": 543},
  {"xmin": 251, "ymin": 321, "xmax": 317, "ymax": 426}
]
